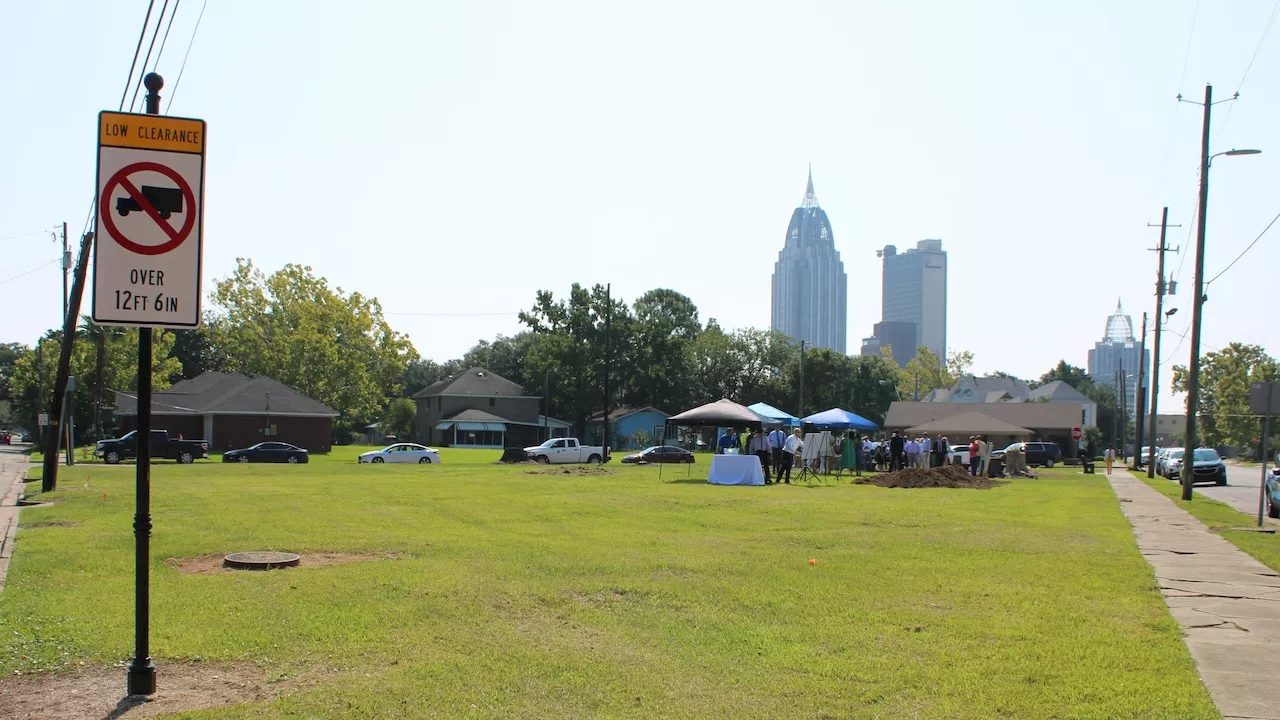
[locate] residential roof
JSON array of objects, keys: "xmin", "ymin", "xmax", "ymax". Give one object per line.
[
  {"xmin": 589, "ymin": 406, "xmax": 669, "ymax": 422},
  {"xmin": 1027, "ymin": 380, "xmax": 1093, "ymax": 403},
  {"xmin": 906, "ymin": 411, "xmax": 1032, "ymax": 436},
  {"xmin": 412, "ymin": 367, "xmax": 528, "ymax": 399},
  {"xmin": 115, "ymin": 372, "xmax": 338, "ymax": 417},
  {"xmin": 445, "ymin": 408, "xmax": 510, "ymax": 423},
  {"xmin": 885, "ymin": 401, "xmax": 1080, "ymax": 430},
  {"xmin": 961, "ymin": 375, "xmax": 1030, "ymax": 395}
]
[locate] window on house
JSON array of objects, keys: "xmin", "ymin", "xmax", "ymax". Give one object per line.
[
  {"xmin": 489, "ymin": 397, "xmax": 495, "ymax": 407},
  {"xmin": 1158, "ymin": 419, "xmax": 1165, "ymax": 426}
]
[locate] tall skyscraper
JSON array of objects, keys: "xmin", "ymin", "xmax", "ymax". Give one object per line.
[
  {"xmin": 869, "ymin": 239, "xmax": 948, "ymax": 361},
  {"xmin": 1087, "ymin": 300, "xmax": 1150, "ymax": 416},
  {"xmin": 770, "ymin": 169, "xmax": 847, "ymax": 353}
]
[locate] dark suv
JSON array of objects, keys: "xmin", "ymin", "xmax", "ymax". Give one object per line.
[{"xmin": 993, "ymin": 441, "xmax": 1063, "ymax": 468}]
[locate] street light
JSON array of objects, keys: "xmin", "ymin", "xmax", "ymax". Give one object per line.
[
  {"xmin": 1181, "ymin": 143, "xmax": 1262, "ymax": 500},
  {"xmin": 1165, "ymin": 308, "xmax": 1177, "ymax": 318}
]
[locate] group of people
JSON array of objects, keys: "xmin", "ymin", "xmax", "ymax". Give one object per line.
[
  {"xmin": 717, "ymin": 426, "xmax": 806, "ymax": 484},
  {"xmin": 865, "ymin": 432, "xmax": 995, "ymax": 477}
]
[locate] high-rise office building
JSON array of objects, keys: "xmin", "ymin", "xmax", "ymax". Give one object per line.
[
  {"xmin": 868, "ymin": 239, "xmax": 947, "ymax": 360},
  {"xmin": 770, "ymin": 169, "xmax": 847, "ymax": 353},
  {"xmin": 1087, "ymin": 300, "xmax": 1150, "ymax": 417},
  {"xmin": 860, "ymin": 321, "xmax": 917, "ymax": 368}
]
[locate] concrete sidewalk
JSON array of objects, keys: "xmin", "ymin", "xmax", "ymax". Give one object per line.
[
  {"xmin": 1110, "ymin": 468, "xmax": 1280, "ymax": 720},
  {"xmin": 0, "ymin": 447, "xmax": 31, "ymax": 594}
]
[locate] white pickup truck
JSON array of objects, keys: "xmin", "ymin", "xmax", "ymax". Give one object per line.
[{"xmin": 523, "ymin": 437, "xmax": 610, "ymax": 464}]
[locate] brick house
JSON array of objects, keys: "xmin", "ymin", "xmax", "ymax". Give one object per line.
[
  {"xmin": 412, "ymin": 367, "xmax": 569, "ymax": 448},
  {"xmin": 115, "ymin": 372, "xmax": 339, "ymax": 452}
]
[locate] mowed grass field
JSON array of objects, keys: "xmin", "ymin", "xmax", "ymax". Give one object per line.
[{"xmin": 1, "ymin": 449, "xmax": 1218, "ymax": 719}]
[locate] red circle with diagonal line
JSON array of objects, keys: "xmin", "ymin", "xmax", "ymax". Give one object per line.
[{"xmin": 99, "ymin": 161, "xmax": 196, "ymax": 256}]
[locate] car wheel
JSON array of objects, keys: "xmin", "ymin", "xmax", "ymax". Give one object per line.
[
  {"xmin": 418, "ymin": 457, "xmax": 431, "ymax": 464},
  {"xmin": 1217, "ymin": 477, "xmax": 1227, "ymax": 486},
  {"xmin": 1044, "ymin": 458, "xmax": 1055, "ymax": 468},
  {"xmin": 587, "ymin": 454, "xmax": 602, "ymax": 464},
  {"xmin": 105, "ymin": 451, "xmax": 120, "ymax": 465},
  {"xmin": 238, "ymin": 455, "xmax": 250, "ymax": 463},
  {"xmin": 179, "ymin": 452, "xmax": 194, "ymax": 464},
  {"xmin": 372, "ymin": 457, "xmax": 384, "ymax": 464},
  {"xmin": 287, "ymin": 455, "xmax": 299, "ymax": 464},
  {"xmin": 536, "ymin": 455, "xmax": 549, "ymax": 464},
  {"xmin": 1269, "ymin": 497, "xmax": 1280, "ymax": 519}
]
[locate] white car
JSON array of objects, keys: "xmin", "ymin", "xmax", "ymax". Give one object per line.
[
  {"xmin": 358, "ymin": 443, "xmax": 441, "ymax": 464},
  {"xmin": 949, "ymin": 444, "xmax": 970, "ymax": 465}
]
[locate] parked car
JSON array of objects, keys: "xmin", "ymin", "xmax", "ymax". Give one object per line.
[
  {"xmin": 358, "ymin": 443, "xmax": 441, "ymax": 464},
  {"xmin": 96, "ymin": 429, "xmax": 209, "ymax": 464},
  {"xmin": 992, "ymin": 441, "xmax": 1062, "ymax": 468},
  {"xmin": 20, "ymin": 432, "xmax": 34, "ymax": 443},
  {"xmin": 1185, "ymin": 448, "xmax": 1227, "ymax": 486},
  {"xmin": 1266, "ymin": 454, "xmax": 1280, "ymax": 518},
  {"xmin": 523, "ymin": 437, "xmax": 610, "ymax": 464},
  {"xmin": 1135, "ymin": 446, "xmax": 1154, "ymax": 468},
  {"xmin": 948, "ymin": 444, "xmax": 970, "ymax": 466},
  {"xmin": 222, "ymin": 442, "xmax": 309, "ymax": 464},
  {"xmin": 621, "ymin": 445, "xmax": 695, "ymax": 464},
  {"xmin": 0, "ymin": 430, "xmax": 10, "ymax": 444},
  {"xmin": 1161, "ymin": 449, "xmax": 1186, "ymax": 479}
]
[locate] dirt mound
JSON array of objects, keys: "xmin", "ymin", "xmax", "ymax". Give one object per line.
[
  {"xmin": 855, "ymin": 465, "xmax": 999, "ymax": 489},
  {"xmin": 523, "ymin": 466, "xmax": 613, "ymax": 476}
]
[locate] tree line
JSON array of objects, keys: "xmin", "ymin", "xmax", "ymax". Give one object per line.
[{"xmin": 2, "ymin": 260, "xmax": 1274, "ymax": 453}]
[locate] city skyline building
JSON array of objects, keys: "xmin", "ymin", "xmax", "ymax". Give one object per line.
[
  {"xmin": 860, "ymin": 320, "xmax": 917, "ymax": 368},
  {"xmin": 770, "ymin": 168, "xmax": 847, "ymax": 353},
  {"xmin": 1087, "ymin": 300, "xmax": 1150, "ymax": 417},
  {"xmin": 865, "ymin": 239, "xmax": 948, "ymax": 361}
]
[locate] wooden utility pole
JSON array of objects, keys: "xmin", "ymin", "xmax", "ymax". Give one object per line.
[
  {"xmin": 42, "ymin": 231, "xmax": 94, "ymax": 491},
  {"xmin": 1147, "ymin": 207, "xmax": 1179, "ymax": 477}
]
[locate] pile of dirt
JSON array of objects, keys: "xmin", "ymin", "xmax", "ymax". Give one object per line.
[{"xmin": 854, "ymin": 464, "xmax": 998, "ymax": 489}]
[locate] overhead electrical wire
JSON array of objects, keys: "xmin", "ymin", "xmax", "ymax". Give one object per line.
[
  {"xmin": 0, "ymin": 226, "xmax": 59, "ymax": 243},
  {"xmin": 165, "ymin": 0, "xmax": 207, "ymax": 115},
  {"xmin": 128, "ymin": 0, "xmax": 170, "ymax": 113},
  {"xmin": 0, "ymin": 258, "xmax": 61, "ymax": 287},
  {"xmin": 1206, "ymin": 209, "xmax": 1280, "ymax": 285},
  {"xmin": 118, "ymin": 0, "xmax": 157, "ymax": 113},
  {"xmin": 1213, "ymin": 0, "xmax": 1280, "ymax": 143},
  {"xmin": 151, "ymin": 0, "xmax": 182, "ymax": 72}
]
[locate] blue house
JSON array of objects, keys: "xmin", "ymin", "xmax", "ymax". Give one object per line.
[{"xmin": 587, "ymin": 407, "xmax": 670, "ymax": 450}]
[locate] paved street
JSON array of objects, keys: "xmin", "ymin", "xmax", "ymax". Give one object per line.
[
  {"xmin": 1140, "ymin": 460, "xmax": 1275, "ymax": 521},
  {"xmin": 0, "ymin": 443, "xmax": 32, "ymax": 594}
]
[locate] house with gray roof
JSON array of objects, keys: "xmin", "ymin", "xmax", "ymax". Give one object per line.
[
  {"xmin": 412, "ymin": 367, "xmax": 569, "ymax": 448},
  {"xmin": 920, "ymin": 375, "xmax": 1031, "ymax": 403},
  {"xmin": 1027, "ymin": 380, "xmax": 1097, "ymax": 427},
  {"xmin": 115, "ymin": 372, "xmax": 338, "ymax": 452}
]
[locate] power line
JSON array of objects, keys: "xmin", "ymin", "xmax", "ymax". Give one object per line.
[
  {"xmin": 128, "ymin": 0, "xmax": 170, "ymax": 113},
  {"xmin": 0, "ymin": 226, "xmax": 59, "ymax": 243},
  {"xmin": 165, "ymin": 0, "xmax": 207, "ymax": 115},
  {"xmin": 119, "ymin": 0, "xmax": 157, "ymax": 113},
  {"xmin": 0, "ymin": 259, "xmax": 60, "ymax": 287},
  {"xmin": 1206, "ymin": 209, "xmax": 1280, "ymax": 285},
  {"xmin": 152, "ymin": 0, "xmax": 181, "ymax": 71},
  {"xmin": 1238, "ymin": 0, "xmax": 1280, "ymax": 93},
  {"xmin": 1153, "ymin": 0, "xmax": 1202, "ymax": 200},
  {"xmin": 385, "ymin": 311, "xmax": 520, "ymax": 317}
]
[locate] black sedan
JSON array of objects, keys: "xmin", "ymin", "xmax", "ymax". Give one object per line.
[
  {"xmin": 222, "ymin": 442, "xmax": 309, "ymax": 464},
  {"xmin": 621, "ymin": 445, "xmax": 695, "ymax": 464}
]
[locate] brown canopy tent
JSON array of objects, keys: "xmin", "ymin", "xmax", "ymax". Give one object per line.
[
  {"xmin": 906, "ymin": 411, "xmax": 1032, "ymax": 437},
  {"xmin": 667, "ymin": 398, "xmax": 782, "ymax": 429}
]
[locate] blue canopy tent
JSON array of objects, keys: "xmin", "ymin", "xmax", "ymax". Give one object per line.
[
  {"xmin": 801, "ymin": 407, "xmax": 880, "ymax": 432},
  {"xmin": 747, "ymin": 402, "xmax": 801, "ymax": 427}
]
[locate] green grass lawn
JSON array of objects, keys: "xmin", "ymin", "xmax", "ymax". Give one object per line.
[
  {"xmin": 1, "ymin": 451, "xmax": 1218, "ymax": 718},
  {"xmin": 1138, "ymin": 472, "xmax": 1280, "ymax": 574}
]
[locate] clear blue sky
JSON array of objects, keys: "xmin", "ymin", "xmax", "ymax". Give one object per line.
[{"xmin": 2, "ymin": 1, "xmax": 1277, "ymax": 411}]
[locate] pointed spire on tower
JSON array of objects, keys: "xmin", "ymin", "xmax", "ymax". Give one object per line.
[{"xmin": 801, "ymin": 165, "xmax": 819, "ymax": 208}]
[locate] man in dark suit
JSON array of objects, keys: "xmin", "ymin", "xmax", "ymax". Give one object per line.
[{"xmin": 889, "ymin": 431, "xmax": 905, "ymax": 471}]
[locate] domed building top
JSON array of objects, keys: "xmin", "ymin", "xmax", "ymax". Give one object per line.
[{"xmin": 1103, "ymin": 299, "xmax": 1134, "ymax": 342}]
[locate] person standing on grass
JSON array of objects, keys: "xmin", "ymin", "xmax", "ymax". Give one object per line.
[
  {"xmin": 748, "ymin": 428, "xmax": 773, "ymax": 484},
  {"xmin": 1105, "ymin": 446, "xmax": 1116, "ymax": 475},
  {"xmin": 781, "ymin": 428, "xmax": 803, "ymax": 484},
  {"xmin": 768, "ymin": 426, "xmax": 787, "ymax": 478},
  {"xmin": 889, "ymin": 431, "xmax": 905, "ymax": 471},
  {"xmin": 968, "ymin": 436, "xmax": 980, "ymax": 476}
]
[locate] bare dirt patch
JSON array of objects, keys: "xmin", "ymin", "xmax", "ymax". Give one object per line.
[
  {"xmin": 523, "ymin": 466, "xmax": 613, "ymax": 476},
  {"xmin": 167, "ymin": 551, "xmax": 398, "ymax": 575},
  {"xmin": 854, "ymin": 465, "xmax": 1000, "ymax": 489},
  {"xmin": 0, "ymin": 661, "xmax": 291, "ymax": 719},
  {"xmin": 17, "ymin": 520, "xmax": 78, "ymax": 529}
]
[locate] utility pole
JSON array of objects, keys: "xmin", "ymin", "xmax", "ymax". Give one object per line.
[
  {"xmin": 1119, "ymin": 359, "xmax": 1127, "ymax": 458},
  {"xmin": 601, "ymin": 283, "xmax": 611, "ymax": 460},
  {"xmin": 543, "ymin": 367, "xmax": 550, "ymax": 442},
  {"xmin": 1135, "ymin": 313, "xmax": 1147, "ymax": 469},
  {"xmin": 42, "ymin": 231, "xmax": 94, "ymax": 491},
  {"xmin": 1182, "ymin": 84, "xmax": 1217, "ymax": 500},
  {"xmin": 36, "ymin": 340, "xmax": 45, "ymax": 448},
  {"xmin": 798, "ymin": 341, "xmax": 805, "ymax": 418},
  {"xmin": 1148, "ymin": 207, "xmax": 1179, "ymax": 478},
  {"xmin": 60, "ymin": 222, "xmax": 69, "ymax": 320}
]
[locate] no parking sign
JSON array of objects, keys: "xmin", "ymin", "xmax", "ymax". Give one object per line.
[{"xmin": 92, "ymin": 111, "xmax": 206, "ymax": 328}]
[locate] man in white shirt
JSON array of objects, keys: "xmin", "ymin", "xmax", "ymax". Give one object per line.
[
  {"xmin": 768, "ymin": 426, "xmax": 787, "ymax": 478},
  {"xmin": 906, "ymin": 437, "xmax": 920, "ymax": 468},
  {"xmin": 781, "ymin": 428, "xmax": 803, "ymax": 484},
  {"xmin": 747, "ymin": 429, "xmax": 774, "ymax": 484}
]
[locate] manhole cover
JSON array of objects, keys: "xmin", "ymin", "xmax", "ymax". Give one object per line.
[{"xmin": 223, "ymin": 551, "xmax": 301, "ymax": 570}]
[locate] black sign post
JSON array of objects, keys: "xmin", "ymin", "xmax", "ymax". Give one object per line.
[{"xmin": 125, "ymin": 71, "xmax": 164, "ymax": 698}]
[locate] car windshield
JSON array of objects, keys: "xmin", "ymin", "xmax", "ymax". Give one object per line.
[
  {"xmin": 1168, "ymin": 450, "xmax": 1184, "ymax": 459},
  {"xmin": 1193, "ymin": 449, "xmax": 1220, "ymax": 462}
]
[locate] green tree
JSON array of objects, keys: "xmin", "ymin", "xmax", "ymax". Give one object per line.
[
  {"xmin": 1037, "ymin": 360, "xmax": 1094, "ymax": 391},
  {"xmin": 381, "ymin": 397, "xmax": 417, "ymax": 439},
  {"xmin": 399, "ymin": 358, "xmax": 461, "ymax": 397},
  {"xmin": 626, "ymin": 289, "xmax": 700, "ymax": 412},
  {"xmin": 171, "ymin": 326, "xmax": 224, "ymax": 380},
  {"xmin": 947, "ymin": 350, "xmax": 975, "ymax": 378},
  {"xmin": 1172, "ymin": 343, "xmax": 1280, "ymax": 450},
  {"xmin": 207, "ymin": 259, "xmax": 418, "ymax": 435},
  {"xmin": 900, "ymin": 346, "xmax": 951, "ymax": 400}
]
